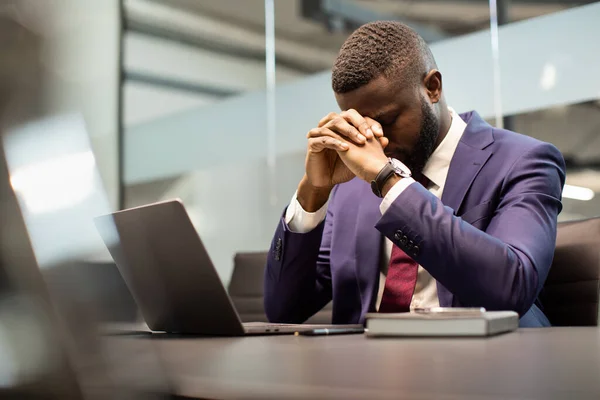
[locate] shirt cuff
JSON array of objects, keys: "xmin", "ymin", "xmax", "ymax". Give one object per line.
[
  {"xmin": 284, "ymin": 191, "xmax": 329, "ymax": 233},
  {"xmin": 379, "ymin": 177, "xmax": 416, "ymax": 215}
]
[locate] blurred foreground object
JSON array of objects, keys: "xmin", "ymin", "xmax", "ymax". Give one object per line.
[{"xmin": 0, "ymin": 3, "xmax": 169, "ymax": 398}]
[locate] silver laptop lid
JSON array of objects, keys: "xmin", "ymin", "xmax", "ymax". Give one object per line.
[{"xmin": 95, "ymin": 200, "xmax": 246, "ymax": 335}]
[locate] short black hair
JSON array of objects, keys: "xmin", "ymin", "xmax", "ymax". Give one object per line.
[{"xmin": 332, "ymin": 21, "xmax": 436, "ymax": 94}]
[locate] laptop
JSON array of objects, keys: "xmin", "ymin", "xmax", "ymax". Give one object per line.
[{"xmin": 94, "ymin": 199, "xmax": 362, "ymax": 336}]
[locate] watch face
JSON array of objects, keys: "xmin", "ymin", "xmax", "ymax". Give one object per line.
[{"xmin": 389, "ymin": 158, "xmax": 412, "ymax": 177}]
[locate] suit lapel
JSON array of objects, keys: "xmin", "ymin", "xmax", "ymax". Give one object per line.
[
  {"xmin": 441, "ymin": 111, "xmax": 495, "ymax": 214},
  {"xmin": 437, "ymin": 111, "xmax": 495, "ymax": 306},
  {"xmin": 441, "ymin": 143, "xmax": 493, "ymax": 214},
  {"xmin": 353, "ymin": 181, "xmax": 383, "ymax": 316}
]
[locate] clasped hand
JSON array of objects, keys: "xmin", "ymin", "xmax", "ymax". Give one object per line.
[{"xmin": 305, "ymin": 109, "xmax": 390, "ymax": 189}]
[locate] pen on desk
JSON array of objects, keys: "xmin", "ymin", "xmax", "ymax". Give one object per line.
[{"xmin": 295, "ymin": 327, "xmax": 365, "ymax": 336}]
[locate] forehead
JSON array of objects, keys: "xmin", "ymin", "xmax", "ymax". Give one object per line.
[{"xmin": 334, "ymin": 75, "xmax": 419, "ymax": 119}]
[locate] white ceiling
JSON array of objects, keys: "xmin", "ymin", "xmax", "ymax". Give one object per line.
[
  {"xmin": 134, "ymin": 0, "xmax": 589, "ymax": 74},
  {"xmin": 152, "ymin": 0, "xmax": 352, "ymax": 50},
  {"xmin": 155, "ymin": 0, "xmax": 573, "ymax": 47},
  {"xmin": 355, "ymin": 0, "xmax": 568, "ymax": 29}
]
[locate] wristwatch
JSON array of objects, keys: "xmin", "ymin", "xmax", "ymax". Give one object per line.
[{"xmin": 370, "ymin": 158, "xmax": 412, "ymax": 198}]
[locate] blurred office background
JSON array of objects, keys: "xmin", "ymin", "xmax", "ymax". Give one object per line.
[
  {"xmin": 121, "ymin": 0, "xmax": 600, "ymax": 283},
  {"xmin": 5, "ymin": 0, "xmax": 600, "ymax": 285}
]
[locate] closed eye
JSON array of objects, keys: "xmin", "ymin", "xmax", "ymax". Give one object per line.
[{"xmin": 379, "ymin": 113, "xmax": 399, "ymax": 128}]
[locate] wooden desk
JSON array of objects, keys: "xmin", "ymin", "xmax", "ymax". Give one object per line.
[{"xmin": 108, "ymin": 327, "xmax": 600, "ymax": 399}]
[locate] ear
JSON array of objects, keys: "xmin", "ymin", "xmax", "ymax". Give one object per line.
[{"xmin": 423, "ymin": 69, "xmax": 442, "ymax": 104}]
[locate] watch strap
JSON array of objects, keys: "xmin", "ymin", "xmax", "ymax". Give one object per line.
[{"xmin": 371, "ymin": 162, "xmax": 396, "ymax": 198}]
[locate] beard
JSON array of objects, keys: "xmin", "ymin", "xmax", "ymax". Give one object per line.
[{"xmin": 400, "ymin": 99, "xmax": 440, "ymax": 175}]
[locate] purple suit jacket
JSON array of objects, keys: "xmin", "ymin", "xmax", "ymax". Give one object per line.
[{"xmin": 264, "ymin": 111, "xmax": 565, "ymax": 327}]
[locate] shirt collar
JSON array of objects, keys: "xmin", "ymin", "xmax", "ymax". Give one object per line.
[{"xmin": 421, "ymin": 107, "xmax": 467, "ymax": 188}]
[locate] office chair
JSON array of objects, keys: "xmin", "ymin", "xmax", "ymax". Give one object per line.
[
  {"xmin": 228, "ymin": 252, "xmax": 333, "ymax": 323},
  {"xmin": 539, "ymin": 217, "xmax": 600, "ymax": 326}
]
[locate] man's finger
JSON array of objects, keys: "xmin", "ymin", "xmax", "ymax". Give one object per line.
[
  {"xmin": 307, "ymin": 126, "xmax": 342, "ymax": 140},
  {"xmin": 318, "ymin": 112, "xmax": 338, "ymax": 128},
  {"xmin": 308, "ymin": 136, "xmax": 349, "ymax": 153},
  {"xmin": 307, "ymin": 127, "xmax": 349, "ymax": 147},
  {"xmin": 364, "ymin": 116, "xmax": 384, "ymax": 137},
  {"xmin": 341, "ymin": 109, "xmax": 374, "ymax": 140},
  {"xmin": 379, "ymin": 136, "xmax": 389, "ymax": 149},
  {"xmin": 325, "ymin": 116, "xmax": 365, "ymax": 145}
]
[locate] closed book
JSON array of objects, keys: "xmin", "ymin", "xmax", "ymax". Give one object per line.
[{"xmin": 365, "ymin": 310, "xmax": 519, "ymax": 337}]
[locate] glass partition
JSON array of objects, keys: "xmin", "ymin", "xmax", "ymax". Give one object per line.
[
  {"xmin": 124, "ymin": 0, "xmax": 600, "ymax": 283},
  {"xmin": 123, "ymin": 0, "xmax": 277, "ymax": 282},
  {"xmin": 489, "ymin": 2, "xmax": 600, "ymax": 220}
]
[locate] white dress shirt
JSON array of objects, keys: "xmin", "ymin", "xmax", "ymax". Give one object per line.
[{"xmin": 285, "ymin": 107, "xmax": 467, "ymax": 311}]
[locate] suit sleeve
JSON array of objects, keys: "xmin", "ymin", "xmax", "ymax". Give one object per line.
[
  {"xmin": 263, "ymin": 187, "xmax": 337, "ymax": 323},
  {"xmin": 375, "ymin": 143, "xmax": 565, "ymax": 315}
]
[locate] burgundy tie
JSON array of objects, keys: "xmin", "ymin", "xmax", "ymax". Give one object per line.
[
  {"xmin": 378, "ymin": 245, "xmax": 419, "ymax": 312},
  {"xmin": 378, "ymin": 175, "xmax": 429, "ymax": 313}
]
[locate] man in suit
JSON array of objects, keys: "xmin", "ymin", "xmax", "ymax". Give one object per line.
[{"xmin": 264, "ymin": 21, "xmax": 565, "ymax": 327}]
